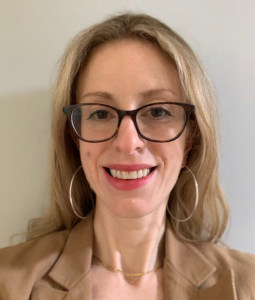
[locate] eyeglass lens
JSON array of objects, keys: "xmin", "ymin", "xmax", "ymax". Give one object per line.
[{"xmin": 71, "ymin": 103, "xmax": 187, "ymax": 142}]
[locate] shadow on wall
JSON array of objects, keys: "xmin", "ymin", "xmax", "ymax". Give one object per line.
[{"xmin": 0, "ymin": 89, "xmax": 52, "ymax": 248}]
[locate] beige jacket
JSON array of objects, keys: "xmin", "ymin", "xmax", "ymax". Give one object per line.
[{"xmin": 0, "ymin": 216, "xmax": 255, "ymax": 299}]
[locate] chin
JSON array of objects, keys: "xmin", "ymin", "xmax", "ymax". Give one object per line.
[{"xmin": 102, "ymin": 196, "xmax": 163, "ymax": 219}]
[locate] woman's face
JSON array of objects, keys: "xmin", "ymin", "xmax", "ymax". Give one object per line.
[{"xmin": 76, "ymin": 39, "xmax": 189, "ymax": 218}]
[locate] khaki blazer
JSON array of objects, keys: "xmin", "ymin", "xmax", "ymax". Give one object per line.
[{"xmin": 0, "ymin": 216, "xmax": 255, "ymax": 299}]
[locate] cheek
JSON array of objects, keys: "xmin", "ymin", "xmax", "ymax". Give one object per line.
[
  {"xmin": 161, "ymin": 138, "xmax": 186, "ymax": 162},
  {"xmin": 159, "ymin": 140, "xmax": 186, "ymax": 182},
  {"xmin": 79, "ymin": 143, "xmax": 102, "ymax": 191},
  {"xmin": 84, "ymin": 150, "xmax": 91, "ymax": 158},
  {"xmin": 79, "ymin": 142, "xmax": 93, "ymax": 161},
  {"xmin": 79, "ymin": 144, "xmax": 94, "ymax": 175},
  {"xmin": 164, "ymin": 143, "xmax": 185, "ymax": 188}
]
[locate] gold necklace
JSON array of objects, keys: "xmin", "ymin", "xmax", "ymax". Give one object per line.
[{"xmin": 93, "ymin": 255, "xmax": 163, "ymax": 277}]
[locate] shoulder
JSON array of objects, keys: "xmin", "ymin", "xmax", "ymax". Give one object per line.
[
  {"xmin": 0, "ymin": 229, "xmax": 69, "ymax": 297},
  {"xmin": 0, "ymin": 229, "xmax": 69, "ymax": 269},
  {"xmin": 196, "ymin": 241, "xmax": 255, "ymax": 271}
]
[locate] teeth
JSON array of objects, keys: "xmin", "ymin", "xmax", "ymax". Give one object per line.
[
  {"xmin": 116, "ymin": 170, "xmax": 121, "ymax": 178},
  {"xmin": 129, "ymin": 171, "xmax": 137, "ymax": 179},
  {"xmin": 137, "ymin": 170, "xmax": 143, "ymax": 178},
  {"xmin": 109, "ymin": 168, "xmax": 151, "ymax": 179},
  {"xmin": 122, "ymin": 171, "xmax": 128, "ymax": 179},
  {"xmin": 143, "ymin": 169, "xmax": 149, "ymax": 177},
  {"xmin": 111, "ymin": 169, "xmax": 117, "ymax": 177}
]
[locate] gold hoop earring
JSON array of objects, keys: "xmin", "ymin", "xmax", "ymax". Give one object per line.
[
  {"xmin": 69, "ymin": 165, "xmax": 93, "ymax": 219},
  {"xmin": 167, "ymin": 166, "xmax": 199, "ymax": 222}
]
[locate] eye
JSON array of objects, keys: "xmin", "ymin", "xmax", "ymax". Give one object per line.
[
  {"xmin": 141, "ymin": 106, "xmax": 172, "ymax": 121},
  {"xmin": 149, "ymin": 107, "xmax": 172, "ymax": 118},
  {"xmin": 81, "ymin": 105, "xmax": 118, "ymax": 124},
  {"xmin": 138, "ymin": 104, "xmax": 175, "ymax": 124},
  {"xmin": 88, "ymin": 109, "xmax": 110, "ymax": 120}
]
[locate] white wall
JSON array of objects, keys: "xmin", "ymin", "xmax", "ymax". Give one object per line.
[{"xmin": 1, "ymin": 0, "xmax": 254, "ymax": 252}]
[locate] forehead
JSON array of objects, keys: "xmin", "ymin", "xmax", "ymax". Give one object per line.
[{"xmin": 75, "ymin": 38, "xmax": 184, "ymax": 106}]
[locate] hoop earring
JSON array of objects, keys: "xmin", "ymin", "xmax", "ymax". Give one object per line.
[
  {"xmin": 167, "ymin": 166, "xmax": 199, "ymax": 222},
  {"xmin": 69, "ymin": 165, "xmax": 93, "ymax": 219}
]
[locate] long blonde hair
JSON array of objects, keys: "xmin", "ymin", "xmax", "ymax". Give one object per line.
[{"xmin": 27, "ymin": 13, "xmax": 229, "ymax": 243}]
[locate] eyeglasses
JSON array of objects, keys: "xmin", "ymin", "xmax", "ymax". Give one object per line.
[{"xmin": 63, "ymin": 102, "xmax": 195, "ymax": 143}]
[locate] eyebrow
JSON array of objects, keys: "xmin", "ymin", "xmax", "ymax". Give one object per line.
[
  {"xmin": 80, "ymin": 91, "xmax": 113, "ymax": 101},
  {"xmin": 80, "ymin": 88, "xmax": 177, "ymax": 101},
  {"xmin": 140, "ymin": 88, "xmax": 177, "ymax": 98}
]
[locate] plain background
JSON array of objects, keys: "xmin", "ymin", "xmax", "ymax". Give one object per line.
[{"xmin": 0, "ymin": 0, "xmax": 254, "ymax": 252}]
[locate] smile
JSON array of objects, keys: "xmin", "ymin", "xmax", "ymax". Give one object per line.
[
  {"xmin": 103, "ymin": 165, "xmax": 156, "ymax": 190},
  {"xmin": 108, "ymin": 168, "xmax": 153, "ymax": 180}
]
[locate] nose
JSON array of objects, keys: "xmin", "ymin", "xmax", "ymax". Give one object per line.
[{"xmin": 112, "ymin": 116, "xmax": 146, "ymax": 154}]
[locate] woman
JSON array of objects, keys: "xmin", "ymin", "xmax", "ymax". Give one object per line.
[{"xmin": 0, "ymin": 13, "xmax": 254, "ymax": 299}]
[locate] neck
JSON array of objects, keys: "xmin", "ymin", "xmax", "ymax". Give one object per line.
[{"xmin": 93, "ymin": 202, "xmax": 166, "ymax": 279}]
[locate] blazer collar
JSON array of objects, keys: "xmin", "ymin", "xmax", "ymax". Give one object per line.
[
  {"xmin": 163, "ymin": 221, "xmax": 237, "ymax": 299},
  {"xmin": 164, "ymin": 221, "xmax": 216, "ymax": 287},
  {"xmin": 47, "ymin": 216, "xmax": 236, "ymax": 299},
  {"xmin": 48, "ymin": 216, "xmax": 93, "ymax": 290}
]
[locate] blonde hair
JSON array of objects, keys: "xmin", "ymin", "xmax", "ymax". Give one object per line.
[{"xmin": 27, "ymin": 13, "xmax": 229, "ymax": 243}]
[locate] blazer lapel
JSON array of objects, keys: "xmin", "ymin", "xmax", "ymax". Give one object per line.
[
  {"xmin": 195, "ymin": 269, "xmax": 237, "ymax": 300},
  {"xmin": 164, "ymin": 222, "xmax": 237, "ymax": 300},
  {"xmin": 44, "ymin": 216, "xmax": 94, "ymax": 299}
]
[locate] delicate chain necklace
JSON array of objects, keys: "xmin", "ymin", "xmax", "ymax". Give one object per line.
[{"xmin": 93, "ymin": 255, "xmax": 163, "ymax": 277}]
